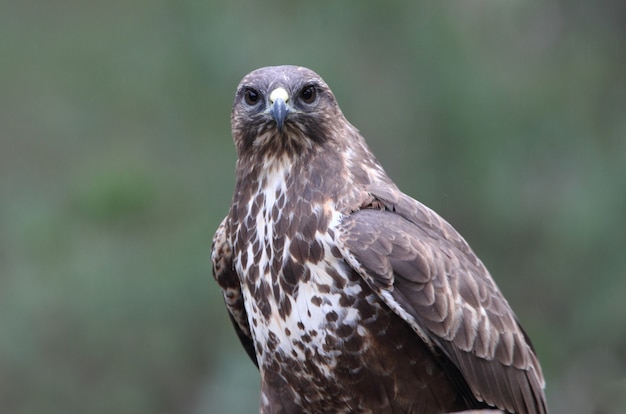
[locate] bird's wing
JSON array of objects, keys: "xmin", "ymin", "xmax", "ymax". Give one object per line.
[
  {"xmin": 211, "ymin": 216, "xmax": 258, "ymax": 367},
  {"xmin": 335, "ymin": 185, "xmax": 547, "ymax": 414}
]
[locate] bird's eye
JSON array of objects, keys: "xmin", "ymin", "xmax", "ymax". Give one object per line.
[
  {"xmin": 244, "ymin": 88, "xmax": 260, "ymax": 105},
  {"xmin": 300, "ymin": 85, "xmax": 317, "ymax": 104}
]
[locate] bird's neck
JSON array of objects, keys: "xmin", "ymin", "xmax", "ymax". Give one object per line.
[
  {"xmin": 232, "ymin": 151, "xmax": 339, "ymax": 212},
  {"xmin": 232, "ymin": 128, "xmax": 393, "ymax": 218}
]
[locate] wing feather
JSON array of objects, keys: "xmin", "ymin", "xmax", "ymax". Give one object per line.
[
  {"xmin": 211, "ymin": 217, "xmax": 258, "ymax": 367},
  {"xmin": 336, "ymin": 188, "xmax": 547, "ymax": 413}
]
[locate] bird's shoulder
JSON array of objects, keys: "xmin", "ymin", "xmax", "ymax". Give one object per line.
[{"xmin": 211, "ymin": 216, "xmax": 234, "ymax": 288}]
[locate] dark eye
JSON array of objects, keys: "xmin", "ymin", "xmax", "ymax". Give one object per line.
[
  {"xmin": 244, "ymin": 88, "xmax": 260, "ymax": 105},
  {"xmin": 300, "ymin": 85, "xmax": 317, "ymax": 104}
]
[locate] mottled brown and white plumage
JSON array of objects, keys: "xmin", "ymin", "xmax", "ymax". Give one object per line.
[{"xmin": 211, "ymin": 65, "xmax": 548, "ymax": 414}]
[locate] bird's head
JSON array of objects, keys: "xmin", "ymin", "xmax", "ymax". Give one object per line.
[{"xmin": 231, "ymin": 66, "xmax": 346, "ymax": 160}]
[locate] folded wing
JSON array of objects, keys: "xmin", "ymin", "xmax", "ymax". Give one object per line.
[{"xmin": 336, "ymin": 186, "xmax": 547, "ymax": 414}]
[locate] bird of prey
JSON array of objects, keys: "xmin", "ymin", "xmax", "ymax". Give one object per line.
[{"xmin": 211, "ymin": 65, "xmax": 547, "ymax": 414}]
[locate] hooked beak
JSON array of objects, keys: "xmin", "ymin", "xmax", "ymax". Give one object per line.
[{"xmin": 269, "ymin": 87, "xmax": 289, "ymax": 130}]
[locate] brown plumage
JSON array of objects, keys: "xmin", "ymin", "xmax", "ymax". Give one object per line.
[{"xmin": 211, "ymin": 65, "xmax": 548, "ymax": 413}]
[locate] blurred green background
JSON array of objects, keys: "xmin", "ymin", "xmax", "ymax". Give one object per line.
[{"xmin": 2, "ymin": 1, "xmax": 625, "ymax": 413}]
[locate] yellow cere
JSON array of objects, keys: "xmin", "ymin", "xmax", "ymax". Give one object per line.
[{"xmin": 269, "ymin": 87, "xmax": 289, "ymax": 104}]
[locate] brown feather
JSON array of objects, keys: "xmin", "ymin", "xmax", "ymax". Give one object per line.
[{"xmin": 337, "ymin": 201, "xmax": 547, "ymax": 413}]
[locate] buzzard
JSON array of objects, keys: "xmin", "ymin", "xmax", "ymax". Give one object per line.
[{"xmin": 211, "ymin": 65, "xmax": 547, "ymax": 413}]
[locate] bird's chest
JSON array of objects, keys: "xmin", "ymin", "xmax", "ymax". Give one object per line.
[{"xmin": 232, "ymin": 186, "xmax": 375, "ymax": 377}]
